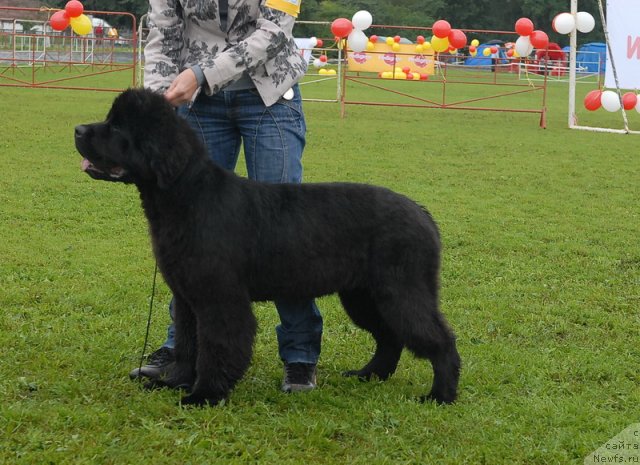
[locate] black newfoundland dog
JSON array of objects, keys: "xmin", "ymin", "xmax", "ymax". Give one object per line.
[{"xmin": 74, "ymin": 89, "xmax": 461, "ymax": 406}]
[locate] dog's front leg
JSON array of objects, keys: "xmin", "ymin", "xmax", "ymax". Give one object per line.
[{"xmin": 180, "ymin": 294, "xmax": 256, "ymax": 407}]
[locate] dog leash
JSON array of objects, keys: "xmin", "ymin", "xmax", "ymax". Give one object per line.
[{"xmin": 137, "ymin": 260, "xmax": 159, "ymax": 382}]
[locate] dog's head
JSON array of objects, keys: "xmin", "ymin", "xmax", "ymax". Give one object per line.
[{"xmin": 75, "ymin": 88, "xmax": 194, "ymax": 189}]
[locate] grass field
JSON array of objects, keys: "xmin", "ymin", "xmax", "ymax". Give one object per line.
[{"xmin": 1, "ymin": 72, "xmax": 639, "ymax": 464}]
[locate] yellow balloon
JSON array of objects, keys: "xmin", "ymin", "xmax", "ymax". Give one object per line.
[
  {"xmin": 318, "ymin": 68, "xmax": 328, "ymax": 75},
  {"xmin": 482, "ymin": 47, "xmax": 491, "ymax": 56},
  {"xmin": 70, "ymin": 14, "xmax": 92, "ymax": 36},
  {"xmin": 431, "ymin": 35, "xmax": 449, "ymax": 53},
  {"xmin": 471, "ymin": 39, "xmax": 480, "ymax": 47},
  {"xmin": 449, "ymin": 48, "xmax": 457, "ymax": 55},
  {"xmin": 386, "ymin": 37, "xmax": 394, "ymax": 45},
  {"xmin": 423, "ymin": 41, "xmax": 432, "ymax": 50},
  {"xmin": 412, "ymin": 72, "xmax": 421, "ymax": 80},
  {"xmin": 327, "ymin": 69, "xmax": 337, "ymax": 75},
  {"xmin": 470, "ymin": 51, "xmax": 477, "ymax": 57},
  {"xmin": 366, "ymin": 41, "xmax": 375, "ymax": 51},
  {"xmin": 415, "ymin": 44, "xmax": 423, "ymax": 53},
  {"xmin": 392, "ymin": 43, "xmax": 400, "ymax": 52}
]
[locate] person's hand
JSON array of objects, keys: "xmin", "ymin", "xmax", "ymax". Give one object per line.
[{"xmin": 164, "ymin": 69, "xmax": 199, "ymax": 107}]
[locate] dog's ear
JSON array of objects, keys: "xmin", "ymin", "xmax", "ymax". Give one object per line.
[{"xmin": 149, "ymin": 148, "xmax": 189, "ymax": 189}]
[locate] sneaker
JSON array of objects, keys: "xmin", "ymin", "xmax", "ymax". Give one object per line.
[
  {"xmin": 129, "ymin": 347, "xmax": 175, "ymax": 380},
  {"xmin": 281, "ymin": 362, "xmax": 317, "ymax": 393}
]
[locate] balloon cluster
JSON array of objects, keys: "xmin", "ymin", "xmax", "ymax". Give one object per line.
[
  {"xmin": 330, "ymin": 10, "xmax": 372, "ymax": 53},
  {"xmin": 308, "ymin": 37, "xmax": 327, "ymax": 69},
  {"xmin": 429, "ymin": 20, "xmax": 467, "ymax": 54},
  {"xmin": 584, "ymin": 90, "xmax": 640, "ymax": 113},
  {"xmin": 50, "ymin": 0, "xmax": 93, "ymax": 36},
  {"xmin": 552, "ymin": 11, "xmax": 595, "ymax": 35},
  {"xmin": 380, "ymin": 66, "xmax": 429, "ymax": 81},
  {"xmin": 514, "ymin": 18, "xmax": 548, "ymax": 57}
]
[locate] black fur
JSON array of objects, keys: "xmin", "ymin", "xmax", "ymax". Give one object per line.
[{"xmin": 74, "ymin": 88, "xmax": 461, "ymax": 406}]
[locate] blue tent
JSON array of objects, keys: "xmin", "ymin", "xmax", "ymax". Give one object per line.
[
  {"xmin": 464, "ymin": 42, "xmax": 508, "ymax": 66},
  {"xmin": 577, "ymin": 42, "xmax": 606, "ymax": 74}
]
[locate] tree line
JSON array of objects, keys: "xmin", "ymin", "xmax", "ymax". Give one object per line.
[{"xmin": 46, "ymin": 0, "xmax": 605, "ymax": 44}]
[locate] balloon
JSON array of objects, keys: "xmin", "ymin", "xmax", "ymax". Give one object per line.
[
  {"xmin": 327, "ymin": 69, "xmax": 337, "ymax": 75},
  {"xmin": 385, "ymin": 37, "xmax": 394, "ymax": 46},
  {"xmin": 65, "ymin": 0, "xmax": 84, "ymax": 18},
  {"xmin": 70, "ymin": 14, "xmax": 92, "ymax": 35},
  {"xmin": 352, "ymin": 10, "xmax": 373, "ymax": 30},
  {"xmin": 318, "ymin": 68, "xmax": 328, "ymax": 75},
  {"xmin": 432, "ymin": 20, "xmax": 451, "ymax": 39},
  {"xmin": 470, "ymin": 51, "xmax": 477, "ymax": 57},
  {"xmin": 482, "ymin": 47, "xmax": 491, "ymax": 56},
  {"xmin": 601, "ymin": 90, "xmax": 621, "ymax": 112},
  {"xmin": 469, "ymin": 45, "xmax": 476, "ymax": 53},
  {"xmin": 529, "ymin": 30, "xmax": 549, "ymax": 49},
  {"xmin": 316, "ymin": 39, "xmax": 323, "ymax": 48},
  {"xmin": 431, "ymin": 35, "xmax": 449, "ymax": 53},
  {"xmin": 423, "ymin": 41, "xmax": 431, "ymax": 50},
  {"xmin": 515, "ymin": 35, "xmax": 533, "ymax": 57},
  {"xmin": 471, "ymin": 39, "xmax": 479, "ymax": 47},
  {"xmin": 416, "ymin": 35, "xmax": 425, "ymax": 44},
  {"xmin": 507, "ymin": 49, "xmax": 514, "ymax": 57},
  {"xmin": 406, "ymin": 72, "xmax": 414, "ymax": 80},
  {"xmin": 369, "ymin": 35, "xmax": 378, "ymax": 43},
  {"xmin": 367, "ymin": 41, "xmax": 375, "ymax": 51},
  {"xmin": 347, "ymin": 30, "xmax": 368, "ymax": 52},
  {"xmin": 415, "ymin": 44, "xmax": 423, "ymax": 53},
  {"xmin": 448, "ymin": 29, "xmax": 467, "ymax": 49},
  {"xmin": 309, "ymin": 36, "xmax": 318, "ymax": 47},
  {"xmin": 552, "ymin": 13, "xmax": 575, "ymax": 35},
  {"xmin": 50, "ymin": 10, "xmax": 70, "ymax": 31},
  {"xmin": 331, "ymin": 18, "xmax": 353, "ymax": 39},
  {"xmin": 583, "ymin": 90, "xmax": 602, "ymax": 111},
  {"xmin": 490, "ymin": 46, "xmax": 498, "ymax": 54},
  {"xmin": 392, "ymin": 43, "xmax": 400, "ymax": 52},
  {"xmin": 622, "ymin": 92, "xmax": 638, "ymax": 110},
  {"xmin": 393, "ymin": 35, "xmax": 401, "ymax": 43},
  {"xmin": 515, "ymin": 17, "xmax": 534, "ymax": 36},
  {"xmin": 319, "ymin": 55, "xmax": 327, "ymax": 62},
  {"xmin": 576, "ymin": 12, "xmax": 595, "ymax": 33},
  {"xmin": 402, "ymin": 66, "xmax": 411, "ymax": 74}
]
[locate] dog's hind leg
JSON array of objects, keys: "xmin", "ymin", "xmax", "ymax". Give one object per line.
[
  {"xmin": 378, "ymin": 289, "xmax": 461, "ymax": 404},
  {"xmin": 180, "ymin": 292, "xmax": 256, "ymax": 407},
  {"xmin": 339, "ymin": 289, "xmax": 403, "ymax": 381}
]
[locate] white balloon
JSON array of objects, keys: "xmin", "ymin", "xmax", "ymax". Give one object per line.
[
  {"xmin": 348, "ymin": 29, "xmax": 369, "ymax": 53},
  {"xmin": 553, "ymin": 12, "xmax": 575, "ymax": 35},
  {"xmin": 576, "ymin": 12, "xmax": 595, "ymax": 33},
  {"xmin": 313, "ymin": 58, "xmax": 325, "ymax": 68},
  {"xmin": 515, "ymin": 35, "xmax": 533, "ymax": 57},
  {"xmin": 351, "ymin": 10, "xmax": 373, "ymax": 31},
  {"xmin": 601, "ymin": 90, "xmax": 621, "ymax": 112},
  {"xmin": 635, "ymin": 94, "xmax": 640, "ymax": 114},
  {"xmin": 309, "ymin": 36, "xmax": 318, "ymax": 48}
]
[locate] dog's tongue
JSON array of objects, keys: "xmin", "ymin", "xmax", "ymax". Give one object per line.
[{"xmin": 81, "ymin": 158, "xmax": 91, "ymax": 172}]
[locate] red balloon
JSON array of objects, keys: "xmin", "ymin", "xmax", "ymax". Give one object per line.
[
  {"xmin": 393, "ymin": 35, "xmax": 401, "ymax": 43},
  {"xmin": 490, "ymin": 46, "xmax": 498, "ymax": 54},
  {"xmin": 448, "ymin": 29, "xmax": 467, "ymax": 49},
  {"xmin": 331, "ymin": 18, "xmax": 353, "ymax": 39},
  {"xmin": 515, "ymin": 17, "xmax": 534, "ymax": 36},
  {"xmin": 319, "ymin": 55, "xmax": 327, "ymax": 63},
  {"xmin": 50, "ymin": 10, "xmax": 70, "ymax": 31},
  {"xmin": 65, "ymin": 0, "xmax": 84, "ymax": 18},
  {"xmin": 316, "ymin": 38, "xmax": 324, "ymax": 48},
  {"xmin": 416, "ymin": 35, "xmax": 425, "ymax": 44},
  {"xmin": 584, "ymin": 90, "xmax": 602, "ymax": 111},
  {"xmin": 369, "ymin": 35, "xmax": 378, "ymax": 43},
  {"xmin": 506, "ymin": 49, "xmax": 514, "ymax": 57},
  {"xmin": 622, "ymin": 92, "xmax": 638, "ymax": 110},
  {"xmin": 402, "ymin": 66, "xmax": 411, "ymax": 74},
  {"xmin": 432, "ymin": 20, "xmax": 451, "ymax": 39},
  {"xmin": 529, "ymin": 30, "xmax": 549, "ymax": 49}
]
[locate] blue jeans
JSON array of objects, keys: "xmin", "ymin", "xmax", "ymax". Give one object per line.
[{"xmin": 162, "ymin": 85, "xmax": 323, "ymax": 365}]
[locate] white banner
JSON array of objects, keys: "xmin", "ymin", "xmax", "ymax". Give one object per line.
[{"xmin": 605, "ymin": 0, "xmax": 640, "ymax": 89}]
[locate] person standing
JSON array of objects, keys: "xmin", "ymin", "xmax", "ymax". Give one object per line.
[{"xmin": 130, "ymin": 0, "xmax": 322, "ymax": 393}]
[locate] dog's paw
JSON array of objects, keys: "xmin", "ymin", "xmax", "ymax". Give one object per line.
[
  {"xmin": 180, "ymin": 393, "xmax": 223, "ymax": 407},
  {"xmin": 419, "ymin": 391, "xmax": 456, "ymax": 405}
]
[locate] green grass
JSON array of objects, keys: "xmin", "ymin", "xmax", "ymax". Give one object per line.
[{"xmin": 0, "ymin": 77, "xmax": 639, "ymax": 464}]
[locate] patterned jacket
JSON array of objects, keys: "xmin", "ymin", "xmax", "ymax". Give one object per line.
[{"xmin": 144, "ymin": 0, "xmax": 307, "ymax": 107}]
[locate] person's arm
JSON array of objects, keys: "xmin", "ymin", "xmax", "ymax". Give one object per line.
[{"xmin": 144, "ymin": 0, "xmax": 185, "ymax": 92}]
